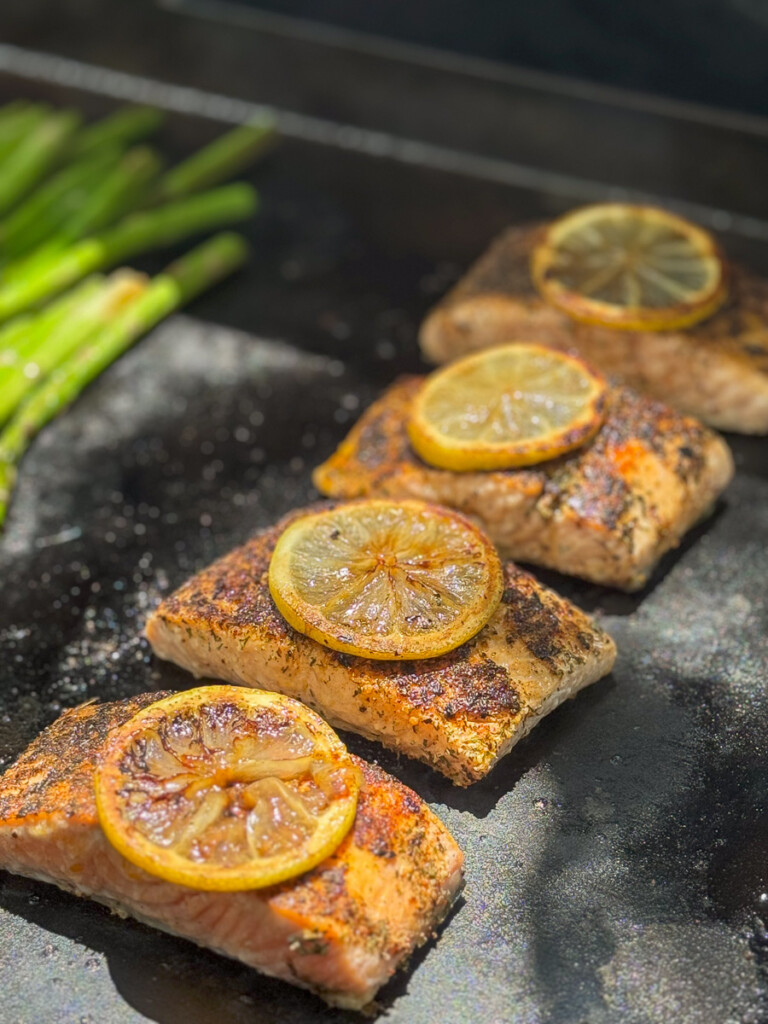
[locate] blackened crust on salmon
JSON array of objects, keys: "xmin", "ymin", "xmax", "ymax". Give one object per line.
[
  {"xmin": 147, "ymin": 503, "xmax": 616, "ymax": 782},
  {"xmin": 502, "ymin": 582, "xmax": 563, "ymax": 665},
  {"xmin": 344, "ymin": 649, "xmax": 520, "ymax": 722},
  {"xmin": 313, "ymin": 374, "xmax": 733, "ymax": 589},
  {"xmin": 273, "ymin": 754, "xmax": 461, "ymax": 947},
  {"xmin": 318, "ymin": 376, "xmax": 718, "ymax": 532},
  {"xmin": 0, "ymin": 692, "xmax": 168, "ymax": 826},
  {"xmin": 448, "ymin": 223, "xmax": 544, "ymax": 300},
  {"xmin": 0, "ymin": 698, "xmax": 455, "ymax": 877},
  {"xmin": 163, "ymin": 515, "xmax": 309, "ymax": 641},
  {"xmin": 501, "ymin": 567, "xmax": 599, "ymax": 669},
  {"xmin": 159, "ymin": 516, "xmax": 531, "ymax": 724}
]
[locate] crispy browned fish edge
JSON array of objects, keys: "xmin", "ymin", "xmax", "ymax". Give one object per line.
[{"xmin": 146, "ymin": 506, "xmax": 617, "ymax": 785}]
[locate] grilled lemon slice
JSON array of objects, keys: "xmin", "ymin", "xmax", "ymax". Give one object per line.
[
  {"xmin": 95, "ymin": 686, "xmax": 360, "ymax": 891},
  {"xmin": 530, "ymin": 203, "xmax": 727, "ymax": 330},
  {"xmin": 407, "ymin": 343, "xmax": 607, "ymax": 470},
  {"xmin": 269, "ymin": 499, "xmax": 503, "ymax": 660}
]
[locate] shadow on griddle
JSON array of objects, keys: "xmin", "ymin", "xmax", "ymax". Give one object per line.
[
  {"xmin": 339, "ymin": 673, "xmax": 617, "ymax": 818},
  {"xmin": 523, "ymin": 498, "xmax": 729, "ymax": 616},
  {"xmin": 508, "ymin": 658, "xmax": 768, "ymax": 1023}
]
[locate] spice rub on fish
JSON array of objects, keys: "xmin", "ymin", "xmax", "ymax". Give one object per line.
[
  {"xmin": 420, "ymin": 223, "xmax": 768, "ymax": 434},
  {"xmin": 314, "ymin": 380, "xmax": 733, "ymax": 590},
  {"xmin": 0, "ymin": 694, "xmax": 463, "ymax": 1011},
  {"xmin": 145, "ymin": 508, "xmax": 616, "ymax": 785}
]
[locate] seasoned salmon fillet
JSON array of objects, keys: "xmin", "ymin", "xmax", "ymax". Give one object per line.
[
  {"xmin": 0, "ymin": 693, "xmax": 463, "ymax": 1011},
  {"xmin": 145, "ymin": 508, "xmax": 616, "ymax": 785},
  {"xmin": 420, "ymin": 223, "xmax": 768, "ymax": 434},
  {"xmin": 314, "ymin": 379, "xmax": 733, "ymax": 591}
]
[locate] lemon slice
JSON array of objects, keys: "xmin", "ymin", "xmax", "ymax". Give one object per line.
[
  {"xmin": 407, "ymin": 343, "xmax": 607, "ymax": 471},
  {"xmin": 530, "ymin": 203, "xmax": 727, "ymax": 330},
  {"xmin": 269, "ymin": 500, "xmax": 503, "ymax": 660},
  {"xmin": 95, "ymin": 686, "xmax": 360, "ymax": 891}
]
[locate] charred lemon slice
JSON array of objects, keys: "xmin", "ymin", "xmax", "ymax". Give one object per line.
[
  {"xmin": 531, "ymin": 203, "xmax": 727, "ymax": 330},
  {"xmin": 408, "ymin": 343, "xmax": 607, "ymax": 470},
  {"xmin": 269, "ymin": 499, "xmax": 503, "ymax": 660},
  {"xmin": 95, "ymin": 686, "xmax": 360, "ymax": 891}
]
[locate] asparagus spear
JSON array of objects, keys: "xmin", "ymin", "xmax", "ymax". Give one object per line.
[
  {"xmin": 2, "ymin": 146, "xmax": 161, "ymax": 282},
  {"xmin": 0, "ymin": 110, "xmax": 82, "ymax": 216},
  {"xmin": 0, "ymin": 104, "xmax": 50, "ymax": 164},
  {"xmin": 0, "ymin": 182, "xmax": 256, "ymax": 322},
  {"xmin": 58, "ymin": 145, "xmax": 163, "ymax": 240},
  {"xmin": 71, "ymin": 106, "xmax": 165, "ymax": 159},
  {"xmin": 0, "ymin": 277, "xmax": 105, "ymax": 375},
  {"xmin": 0, "ymin": 272, "xmax": 145, "ymax": 425},
  {"xmin": 156, "ymin": 119, "xmax": 276, "ymax": 201},
  {"xmin": 0, "ymin": 147, "xmax": 120, "ymax": 260},
  {"xmin": 0, "ymin": 101, "xmax": 34, "ymax": 129},
  {"xmin": 0, "ymin": 232, "xmax": 248, "ymax": 524}
]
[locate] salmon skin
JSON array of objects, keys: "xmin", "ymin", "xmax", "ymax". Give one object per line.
[
  {"xmin": 145, "ymin": 507, "xmax": 617, "ymax": 785},
  {"xmin": 0, "ymin": 693, "xmax": 464, "ymax": 1011},
  {"xmin": 313, "ymin": 380, "xmax": 733, "ymax": 591},
  {"xmin": 419, "ymin": 222, "xmax": 768, "ymax": 434}
]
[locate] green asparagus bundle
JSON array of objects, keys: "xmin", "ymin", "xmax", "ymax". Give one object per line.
[
  {"xmin": 0, "ymin": 232, "xmax": 248, "ymax": 524},
  {"xmin": 58, "ymin": 145, "xmax": 164, "ymax": 242},
  {"xmin": 0, "ymin": 108, "xmax": 272, "ymax": 271},
  {"xmin": 0, "ymin": 182, "xmax": 257, "ymax": 322},
  {"xmin": 0, "ymin": 105, "xmax": 168, "ymax": 263},
  {"xmin": 0, "ymin": 99, "xmax": 274, "ymax": 528},
  {"xmin": 0, "ymin": 146, "xmax": 163, "ymax": 279}
]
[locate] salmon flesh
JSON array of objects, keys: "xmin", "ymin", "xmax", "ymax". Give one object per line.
[
  {"xmin": 419, "ymin": 223, "xmax": 768, "ymax": 434},
  {"xmin": 0, "ymin": 693, "xmax": 464, "ymax": 1010},
  {"xmin": 313, "ymin": 380, "xmax": 733, "ymax": 590},
  {"xmin": 146, "ymin": 508, "xmax": 617, "ymax": 785}
]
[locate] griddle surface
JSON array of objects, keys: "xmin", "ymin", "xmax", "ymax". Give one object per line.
[{"xmin": 1, "ymin": 13, "xmax": 767, "ymax": 1023}]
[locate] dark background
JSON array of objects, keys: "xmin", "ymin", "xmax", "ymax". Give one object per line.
[{"xmin": 225, "ymin": 0, "xmax": 768, "ymax": 117}]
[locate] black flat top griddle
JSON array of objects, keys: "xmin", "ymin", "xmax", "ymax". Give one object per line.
[{"xmin": 1, "ymin": 3, "xmax": 767, "ymax": 1022}]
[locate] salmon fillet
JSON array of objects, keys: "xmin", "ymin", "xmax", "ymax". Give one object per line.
[
  {"xmin": 145, "ymin": 508, "xmax": 616, "ymax": 785},
  {"xmin": 419, "ymin": 223, "xmax": 768, "ymax": 434},
  {"xmin": 0, "ymin": 693, "xmax": 463, "ymax": 1011},
  {"xmin": 313, "ymin": 379, "xmax": 733, "ymax": 591}
]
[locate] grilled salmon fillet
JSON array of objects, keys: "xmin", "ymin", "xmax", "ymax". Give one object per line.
[
  {"xmin": 0, "ymin": 693, "xmax": 463, "ymax": 1011},
  {"xmin": 313, "ymin": 379, "xmax": 733, "ymax": 591},
  {"xmin": 145, "ymin": 508, "xmax": 616, "ymax": 785},
  {"xmin": 420, "ymin": 223, "xmax": 768, "ymax": 434}
]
